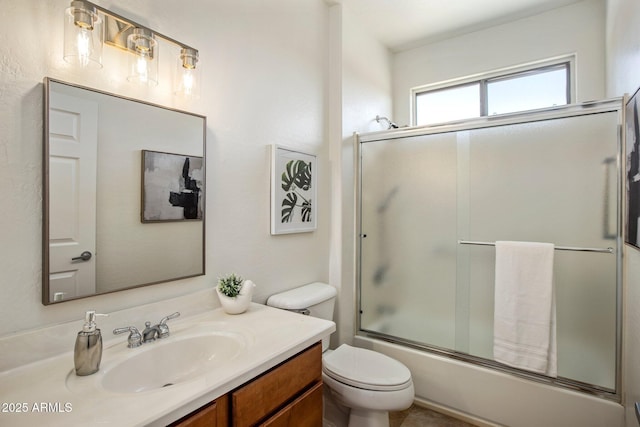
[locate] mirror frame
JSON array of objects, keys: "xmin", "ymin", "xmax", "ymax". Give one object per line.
[{"xmin": 42, "ymin": 77, "xmax": 206, "ymax": 305}]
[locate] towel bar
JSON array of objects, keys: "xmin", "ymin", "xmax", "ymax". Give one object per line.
[{"xmin": 457, "ymin": 240, "xmax": 614, "ymax": 254}]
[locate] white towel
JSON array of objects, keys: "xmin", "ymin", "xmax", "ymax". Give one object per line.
[{"xmin": 493, "ymin": 241, "xmax": 557, "ymax": 377}]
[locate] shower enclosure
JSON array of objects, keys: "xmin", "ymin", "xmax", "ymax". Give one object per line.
[{"xmin": 356, "ymin": 100, "xmax": 622, "ymax": 398}]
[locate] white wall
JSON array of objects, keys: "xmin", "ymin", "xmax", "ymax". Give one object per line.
[
  {"xmin": 334, "ymin": 4, "xmax": 393, "ymax": 346},
  {"xmin": 392, "ymin": 0, "xmax": 607, "ymax": 126},
  {"xmin": 0, "ymin": 0, "xmax": 331, "ymax": 337},
  {"xmin": 606, "ymin": 1, "xmax": 640, "ymax": 425}
]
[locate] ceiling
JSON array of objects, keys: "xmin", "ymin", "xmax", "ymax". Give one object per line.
[{"xmin": 342, "ymin": 0, "xmax": 585, "ymax": 51}]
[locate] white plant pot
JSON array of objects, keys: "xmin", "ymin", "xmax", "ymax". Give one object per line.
[{"xmin": 216, "ymin": 280, "xmax": 255, "ymax": 314}]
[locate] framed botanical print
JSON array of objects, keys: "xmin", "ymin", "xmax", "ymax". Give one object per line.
[{"xmin": 270, "ymin": 145, "xmax": 317, "ymax": 234}]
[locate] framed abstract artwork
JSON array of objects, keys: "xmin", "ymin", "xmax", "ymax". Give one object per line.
[
  {"xmin": 270, "ymin": 145, "xmax": 317, "ymax": 234},
  {"xmin": 626, "ymin": 88, "xmax": 640, "ymax": 249},
  {"xmin": 142, "ymin": 150, "xmax": 204, "ymax": 222}
]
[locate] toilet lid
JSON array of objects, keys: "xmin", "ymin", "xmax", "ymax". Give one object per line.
[{"xmin": 322, "ymin": 344, "xmax": 412, "ymax": 391}]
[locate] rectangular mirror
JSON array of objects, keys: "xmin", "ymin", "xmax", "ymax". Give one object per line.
[{"xmin": 43, "ymin": 78, "xmax": 206, "ymax": 304}]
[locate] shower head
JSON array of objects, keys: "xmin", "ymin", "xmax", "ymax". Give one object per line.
[{"xmin": 375, "ymin": 115, "xmax": 399, "ymax": 129}]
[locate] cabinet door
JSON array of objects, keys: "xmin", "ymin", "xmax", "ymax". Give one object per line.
[
  {"xmin": 232, "ymin": 343, "xmax": 321, "ymax": 426},
  {"xmin": 260, "ymin": 381, "xmax": 323, "ymax": 427},
  {"xmin": 170, "ymin": 394, "xmax": 229, "ymax": 427}
]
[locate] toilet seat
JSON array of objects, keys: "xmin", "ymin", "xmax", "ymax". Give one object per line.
[{"xmin": 323, "ymin": 344, "xmax": 412, "ymax": 391}]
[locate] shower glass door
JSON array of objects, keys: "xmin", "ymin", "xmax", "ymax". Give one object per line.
[
  {"xmin": 360, "ymin": 131, "xmax": 459, "ymax": 350},
  {"xmin": 358, "ymin": 105, "xmax": 620, "ymax": 394}
]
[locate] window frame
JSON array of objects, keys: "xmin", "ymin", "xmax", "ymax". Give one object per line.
[{"xmin": 410, "ymin": 55, "xmax": 575, "ymax": 126}]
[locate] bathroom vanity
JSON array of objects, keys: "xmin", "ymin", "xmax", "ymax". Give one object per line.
[
  {"xmin": 171, "ymin": 343, "xmax": 322, "ymax": 426},
  {"xmin": 0, "ymin": 301, "xmax": 334, "ymax": 426}
]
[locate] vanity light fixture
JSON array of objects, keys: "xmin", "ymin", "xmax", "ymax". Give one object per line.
[
  {"xmin": 62, "ymin": 0, "xmax": 200, "ymax": 95},
  {"xmin": 175, "ymin": 48, "xmax": 201, "ymax": 99},
  {"xmin": 127, "ymin": 28, "xmax": 159, "ymax": 86},
  {"xmin": 63, "ymin": 0, "xmax": 103, "ymax": 69}
]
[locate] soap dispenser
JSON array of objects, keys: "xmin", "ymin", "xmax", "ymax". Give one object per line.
[{"xmin": 74, "ymin": 310, "xmax": 106, "ymax": 376}]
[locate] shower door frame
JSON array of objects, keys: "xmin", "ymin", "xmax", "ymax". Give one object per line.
[{"xmin": 354, "ymin": 99, "xmax": 624, "ymax": 401}]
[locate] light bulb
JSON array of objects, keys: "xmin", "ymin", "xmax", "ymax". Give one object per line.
[
  {"xmin": 182, "ymin": 71, "xmax": 194, "ymax": 94},
  {"xmin": 76, "ymin": 29, "xmax": 92, "ymax": 67},
  {"xmin": 136, "ymin": 56, "xmax": 149, "ymax": 82}
]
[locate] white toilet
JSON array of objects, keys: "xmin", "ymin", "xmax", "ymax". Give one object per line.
[{"xmin": 267, "ymin": 282, "xmax": 414, "ymax": 427}]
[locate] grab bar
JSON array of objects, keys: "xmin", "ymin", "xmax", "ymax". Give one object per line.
[{"xmin": 457, "ymin": 240, "xmax": 614, "ymax": 254}]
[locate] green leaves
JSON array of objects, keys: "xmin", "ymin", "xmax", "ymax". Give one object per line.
[
  {"xmin": 301, "ymin": 200, "xmax": 311, "ymax": 222},
  {"xmin": 280, "ymin": 160, "xmax": 312, "ymax": 223},
  {"xmin": 281, "ymin": 193, "xmax": 298, "ymax": 223},
  {"xmin": 281, "ymin": 160, "xmax": 311, "ymax": 192},
  {"xmin": 218, "ymin": 273, "xmax": 243, "ymax": 298}
]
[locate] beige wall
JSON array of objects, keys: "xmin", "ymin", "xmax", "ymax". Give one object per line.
[{"xmin": 0, "ymin": 0, "xmax": 331, "ymax": 336}]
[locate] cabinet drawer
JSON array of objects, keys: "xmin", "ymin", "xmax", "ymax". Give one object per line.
[
  {"xmin": 232, "ymin": 342, "xmax": 322, "ymax": 426},
  {"xmin": 260, "ymin": 381, "xmax": 323, "ymax": 427}
]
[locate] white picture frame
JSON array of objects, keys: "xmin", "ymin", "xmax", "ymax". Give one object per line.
[{"xmin": 270, "ymin": 145, "xmax": 317, "ymax": 235}]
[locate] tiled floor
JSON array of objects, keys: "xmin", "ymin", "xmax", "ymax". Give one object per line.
[{"xmin": 390, "ymin": 404, "xmax": 476, "ymax": 427}]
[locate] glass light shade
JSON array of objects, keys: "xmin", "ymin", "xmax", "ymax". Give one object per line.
[
  {"xmin": 63, "ymin": 1, "xmax": 103, "ymax": 69},
  {"xmin": 174, "ymin": 48, "xmax": 200, "ymax": 99},
  {"xmin": 126, "ymin": 28, "xmax": 159, "ymax": 86}
]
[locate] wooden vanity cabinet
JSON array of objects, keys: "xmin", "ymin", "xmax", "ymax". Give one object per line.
[
  {"xmin": 170, "ymin": 342, "xmax": 323, "ymax": 427},
  {"xmin": 259, "ymin": 381, "xmax": 323, "ymax": 427},
  {"xmin": 231, "ymin": 342, "xmax": 322, "ymax": 426},
  {"xmin": 170, "ymin": 394, "xmax": 229, "ymax": 427}
]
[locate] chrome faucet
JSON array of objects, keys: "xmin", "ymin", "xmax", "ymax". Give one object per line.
[
  {"xmin": 113, "ymin": 312, "xmax": 181, "ymax": 348},
  {"xmin": 142, "ymin": 321, "xmax": 161, "ymax": 343}
]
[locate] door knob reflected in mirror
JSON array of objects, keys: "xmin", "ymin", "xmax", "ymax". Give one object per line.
[{"xmin": 71, "ymin": 251, "xmax": 93, "ymax": 262}]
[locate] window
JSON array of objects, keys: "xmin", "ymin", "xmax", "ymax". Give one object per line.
[
  {"xmin": 415, "ymin": 83, "xmax": 481, "ymax": 124},
  {"xmin": 413, "ymin": 60, "xmax": 572, "ymax": 126}
]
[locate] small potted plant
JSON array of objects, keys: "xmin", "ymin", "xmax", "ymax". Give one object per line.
[{"xmin": 216, "ymin": 273, "xmax": 256, "ymax": 314}]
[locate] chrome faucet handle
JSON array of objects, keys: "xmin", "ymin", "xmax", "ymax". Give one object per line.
[
  {"xmin": 113, "ymin": 326, "xmax": 142, "ymax": 348},
  {"xmin": 158, "ymin": 312, "xmax": 180, "ymax": 339}
]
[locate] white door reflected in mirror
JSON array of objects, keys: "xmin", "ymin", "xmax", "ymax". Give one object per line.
[{"xmin": 48, "ymin": 90, "xmax": 98, "ymax": 301}]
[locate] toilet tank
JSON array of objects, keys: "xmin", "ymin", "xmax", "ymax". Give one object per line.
[
  {"xmin": 267, "ymin": 283, "xmax": 337, "ymax": 351},
  {"xmin": 266, "ymin": 282, "xmax": 337, "ymax": 322}
]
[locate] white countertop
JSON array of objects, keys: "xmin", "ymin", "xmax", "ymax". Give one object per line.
[{"xmin": 0, "ymin": 303, "xmax": 335, "ymax": 426}]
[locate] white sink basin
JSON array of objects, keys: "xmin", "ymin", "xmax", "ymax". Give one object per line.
[
  {"xmin": 103, "ymin": 333, "xmax": 244, "ymax": 393},
  {"xmin": 67, "ymin": 330, "xmax": 247, "ymax": 394}
]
